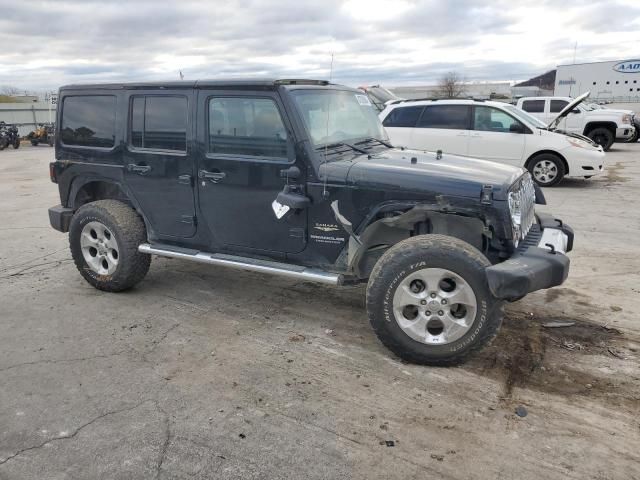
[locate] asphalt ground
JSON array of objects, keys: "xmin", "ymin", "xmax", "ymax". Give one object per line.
[{"xmin": 0, "ymin": 143, "xmax": 638, "ymax": 479}]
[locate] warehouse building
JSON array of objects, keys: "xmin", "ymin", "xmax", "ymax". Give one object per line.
[{"xmin": 555, "ymin": 59, "xmax": 640, "ymax": 101}]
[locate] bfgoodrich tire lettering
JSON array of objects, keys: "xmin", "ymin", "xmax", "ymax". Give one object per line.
[
  {"xmin": 69, "ymin": 200, "xmax": 151, "ymax": 292},
  {"xmin": 366, "ymin": 234, "xmax": 503, "ymax": 366}
]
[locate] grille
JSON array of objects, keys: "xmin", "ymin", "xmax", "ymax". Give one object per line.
[{"xmin": 510, "ymin": 173, "xmax": 536, "ymax": 244}]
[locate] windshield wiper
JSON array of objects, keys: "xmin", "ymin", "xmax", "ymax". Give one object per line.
[
  {"xmin": 316, "ymin": 142, "xmax": 369, "ymax": 155},
  {"xmin": 357, "ymin": 137, "xmax": 393, "ymax": 148}
]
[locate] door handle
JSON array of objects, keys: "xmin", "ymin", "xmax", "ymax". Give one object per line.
[
  {"xmin": 127, "ymin": 164, "xmax": 151, "ymax": 175},
  {"xmin": 198, "ymin": 169, "xmax": 226, "ymax": 183}
]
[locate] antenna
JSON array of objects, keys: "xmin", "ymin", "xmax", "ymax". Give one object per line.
[{"xmin": 322, "ymin": 53, "xmax": 334, "ymax": 199}]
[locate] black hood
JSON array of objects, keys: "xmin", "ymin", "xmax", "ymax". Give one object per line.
[{"xmin": 319, "ymin": 148, "xmax": 524, "ymax": 201}]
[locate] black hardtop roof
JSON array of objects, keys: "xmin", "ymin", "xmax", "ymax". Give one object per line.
[{"xmin": 59, "ymin": 78, "xmax": 349, "ymax": 91}]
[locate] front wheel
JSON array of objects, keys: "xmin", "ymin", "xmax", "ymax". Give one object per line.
[
  {"xmin": 588, "ymin": 127, "xmax": 614, "ymax": 151},
  {"xmin": 527, "ymin": 153, "xmax": 565, "ymax": 187},
  {"xmin": 366, "ymin": 235, "xmax": 503, "ymax": 366},
  {"xmin": 12, "ymin": 139, "xmax": 20, "ymax": 149},
  {"xmin": 69, "ymin": 200, "xmax": 151, "ymax": 292}
]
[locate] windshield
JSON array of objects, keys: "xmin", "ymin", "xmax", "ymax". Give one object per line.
[
  {"xmin": 291, "ymin": 89, "xmax": 388, "ymax": 147},
  {"xmin": 502, "ymin": 104, "xmax": 548, "ymax": 128}
]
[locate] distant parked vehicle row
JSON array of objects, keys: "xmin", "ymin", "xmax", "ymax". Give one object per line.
[
  {"xmin": 380, "ymin": 94, "xmax": 605, "ymax": 187},
  {"xmin": 515, "ymin": 95, "xmax": 635, "ymax": 150}
]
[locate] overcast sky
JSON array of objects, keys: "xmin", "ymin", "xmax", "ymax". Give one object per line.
[{"xmin": 1, "ymin": 0, "xmax": 639, "ymax": 92}]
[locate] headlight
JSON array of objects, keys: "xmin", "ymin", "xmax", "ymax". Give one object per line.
[
  {"xmin": 508, "ymin": 190, "xmax": 522, "ymax": 247},
  {"xmin": 622, "ymin": 114, "xmax": 632, "ymax": 124},
  {"xmin": 566, "ymin": 136, "xmax": 594, "ymax": 149}
]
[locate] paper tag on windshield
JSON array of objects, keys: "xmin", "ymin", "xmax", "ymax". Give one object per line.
[
  {"xmin": 272, "ymin": 200, "xmax": 290, "ymax": 219},
  {"xmin": 355, "ymin": 94, "xmax": 372, "ymax": 106}
]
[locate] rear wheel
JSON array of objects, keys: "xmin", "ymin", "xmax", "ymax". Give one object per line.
[
  {"xmin": 366, "ymin": 235, "xmax": 503, "ymax": 366},
  {"xmin": 12, "ymin": 138, "xmax": 20, "ymax": 149},
  {"xmin": 69, "ymin": 200, "xmax": 151, "ymax": 292},
  {"xmin": 587, "ymin": 127, "xmax": 614, "ymax": 151},
  {"xmin": 31, "ymin": 140, "xmax": 38, "ymax": 146},
  {"xmin": 527, "ymin": 153, "xmax": 565, "ymax": 187}
]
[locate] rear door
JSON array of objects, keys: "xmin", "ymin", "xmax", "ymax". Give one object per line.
[
  {"xmin": 196, "ymin": 90, "xmax": 307, "ymax": 254},
  {"xmin": 468, "ymin": 105, "xmax": 526, "ymax": 166},
  {"xmin": 123, "ymin": 92, "xmax": 196, "ymax": 237},
  {"xmin": 381, "ymin": 106, "xmax": 424, "ymax": 147},
  {"xmin": 412, "ymin": 104, "xmax": 471, "ymax": 155}
]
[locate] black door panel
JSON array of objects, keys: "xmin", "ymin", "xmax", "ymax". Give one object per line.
[
  {"xmin": 123, "ymin": 92, "xmax": 196, "ymax": 238},
  {"xmin": 196, "ymin": 91, "xmax": 307, "ymax": 254}
]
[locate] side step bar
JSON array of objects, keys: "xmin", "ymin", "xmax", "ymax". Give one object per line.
[{"xmin": 138, "ymin": 243, "xmax": 342, "ymax": 286}]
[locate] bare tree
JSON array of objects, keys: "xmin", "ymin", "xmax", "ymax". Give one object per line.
[
  {"xmin": 1, "ymin": 85, "xmax": 22, "ymax": 96},
  {"xmin": 436, "ymin": 72, "xmax": 466, "ymax": 98}
]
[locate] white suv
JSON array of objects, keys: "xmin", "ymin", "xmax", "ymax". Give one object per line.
[{"xmin": 379, "ymin": 97, "xmax": 606, "ymax": 187}]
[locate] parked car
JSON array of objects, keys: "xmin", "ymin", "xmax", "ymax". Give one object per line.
[
  {"xmin": 379, "ymin": 96, "xmax": 605, "ymax": 187},
  {"xmin": 586, "ymin": 103, "xmax": 640, "ymax": 143},
  {"xmin": 48, "ymin": 79, "xmax": 573, "ymax": 366},
  {"xmin": 515, "ymin": 94, "xmax": 635, "ymax": 150}
]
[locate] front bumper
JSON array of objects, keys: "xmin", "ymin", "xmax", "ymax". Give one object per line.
[
  {"xmin": 616, "ymin": 126, "xmax": 635, "ymax": 140},
  {"xmin": 49, "ymin": 204, "xmax": 74, "ymax": 233},
  {"xmin": 486, "ymin": 212, "xmax": 573, "ymax": 300},
  {"xmin": 562, "ymin": 145, "xmax": 605, "ymax": 178}
]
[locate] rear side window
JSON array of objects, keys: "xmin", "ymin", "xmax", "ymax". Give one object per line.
[
  {"xmin": 417, "ymin": 105, "xmax": 471, "ymax": 129},
  {"xmin": 61, "ymin": 95, "xmax": 116, "ymax": 148},
  {"xmin": 550, "ymin": 100, "xmax": 569, "ymax": 113},
  {"xmin": 208, "ymin": 97, "xmax": 288, "ymax": 160},
  {"xmin": 382, "ymin": 106, "xmax": 423, "ymax": 127},
  {"xmin": 130, "ymin": 96, "xmax": 188, "ymax": 151},
  {"xmin": 521, "ymin": 100, "xmax": 545, "ymax": 113}
]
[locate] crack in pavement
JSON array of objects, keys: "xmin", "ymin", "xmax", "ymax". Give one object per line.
[
  {"xmin": 0, "ymin": 399, "xmax": 155, "ymax": 466},
  {"xmin": 154, "ymin": 401, "xmax": 172, "ymax": 480},
  {"xmin": 0, "ymin": 350, "xmax": 130, "ymax": 374}
]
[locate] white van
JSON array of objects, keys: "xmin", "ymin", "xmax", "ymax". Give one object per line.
[
  {"xmin": 379, "ymin": 96, "xmax": 606, "ymax": 187},
  {"xmin": 516, "ymin": 95, "xmax": 635, "ymax": 150}
]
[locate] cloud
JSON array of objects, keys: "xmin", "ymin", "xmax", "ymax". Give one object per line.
[{"xmin": 0, "ymin": 0, "xmax": 638, "ymax": 91}]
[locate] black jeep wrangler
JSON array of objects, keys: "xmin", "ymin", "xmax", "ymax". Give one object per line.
[{"xmin": 48, "ymin": 79, "xmax": 573, "ymax": 365}]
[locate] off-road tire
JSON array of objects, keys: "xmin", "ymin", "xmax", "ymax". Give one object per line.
[
  {"xmin": 12, "ymin": 139, "xmax": 20, "ymax": 149},
  {"xmin": 527, "ymin": 153, "xmax": 565, "ymax": 187},
  {"xmin": 587, "ymin": 127, "xmax": 614, "ymax": 151},
  {"xmin": 69, "ymin": 200, "xmax": 151, "ymax": 292},
  {"xmin": 366, "ymin": 234, "xmax": 503, "ymax": 366}
]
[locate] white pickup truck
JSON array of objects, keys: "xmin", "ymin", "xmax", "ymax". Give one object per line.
[{"xmin": 516, "ymin": 94, "xmax": 635, "ymax": 150}]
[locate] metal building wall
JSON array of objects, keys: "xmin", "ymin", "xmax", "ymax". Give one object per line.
[
  {"xmin": 0, "ymin": 103, "xmax": 57, "ymax": 137},
  {"xmin": 555, "ymin": 60, "xmax": 640, "ymax": 101}
]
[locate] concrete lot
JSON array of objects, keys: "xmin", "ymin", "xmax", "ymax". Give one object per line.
[{"xmin": 0, "ymin": 143, "xmax": 638, "ymax": 479}]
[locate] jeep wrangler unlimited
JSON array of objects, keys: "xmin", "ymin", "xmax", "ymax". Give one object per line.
[{"xmin": 48, "ymin": 79, "xmax": 573, "ymax": 365}]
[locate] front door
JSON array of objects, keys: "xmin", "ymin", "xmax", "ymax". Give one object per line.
[
  {"xmin": 468, "ymin": 106, "xmax": 525, "ymax": 166},
  {"xmin": 196, "ymin": 90, "xmax": 307, "ymax": 254},
  {"xmin": 123, "ymin": 92, "xmax": 196, "ymax": 237}
]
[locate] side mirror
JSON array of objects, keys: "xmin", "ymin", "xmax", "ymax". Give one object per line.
[
  {"xmin": 276, "ymin": 186, "xmax": 310, "ymax": 210},
  {"xmin": 509, "ymin": 123, "xmax": 524, "ymax": 133},
  {"xmin": 571, "ymin": 109, "xmax": 580, "ymax": 114}
]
